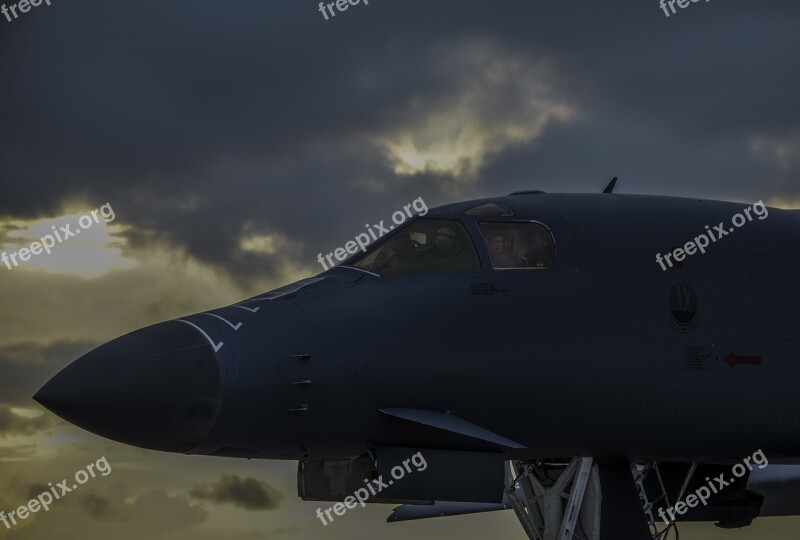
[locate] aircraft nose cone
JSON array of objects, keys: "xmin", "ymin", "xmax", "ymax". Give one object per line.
[{"xmin": 34, "ymin": 320, "xmax": 221, "ymax": 452}]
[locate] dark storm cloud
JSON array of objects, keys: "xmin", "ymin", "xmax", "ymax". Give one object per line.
[
  {"xmin": 0, "ymin": 339, "xmax": 95, "ymax": 366},
  {"xmin": 5, "ymin": 487, "xmax": 211, "ymax": 540},
  {"xmin": 189, "ymin": 474, "xmax": 283, "ymax": 511},
  {"xmin": 2, "ymin": 0, "xmax": 800, "ymax": 283},
  {"xmin": 0, "ymin": 339, "xmax": 97, "ymax": 405},
  {"xmin": 0, "ymin": 406, "xmax": 52, "ymax": 436},
  {"xmin": 80, "ymin": 493, "xmax": 117, "ymax": 521},
  {"xmin": 26, "ymin": 482, "xmax": 48, "ymax": 500}
]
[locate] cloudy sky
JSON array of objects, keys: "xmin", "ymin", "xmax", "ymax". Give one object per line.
[{"xmin": 1, "ymin": 0, "xmax": 800, "ymax": 538}]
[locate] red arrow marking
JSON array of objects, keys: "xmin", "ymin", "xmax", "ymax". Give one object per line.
[{"xmin": 724, "ymin": 353, "xmax": 762, "ymax": 367}]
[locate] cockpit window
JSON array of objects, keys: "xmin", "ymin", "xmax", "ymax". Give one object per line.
[
  {"xmin": 478, "ymin": 222, "xmax": 555, "ymax": 269},
  {"xmin": 349, "ymin": 219, "xmax": 479, "ymax": 276}
]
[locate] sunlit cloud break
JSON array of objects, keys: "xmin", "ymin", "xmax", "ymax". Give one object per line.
[
  {"xmin": 0, "ymin": 204, "xmax": 135, "ymax": 278},
  {"xmin": 380, "ymin": 41, "xmax": 575, "ymax": 180}
]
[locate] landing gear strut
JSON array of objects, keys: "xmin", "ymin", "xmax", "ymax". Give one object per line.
[{"xmin": 506, "ymin": 457, "xmax": 601, "ymax": 540}]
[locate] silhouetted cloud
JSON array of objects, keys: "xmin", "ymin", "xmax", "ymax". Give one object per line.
[
  {"xmin": 189, "ymin": 474, "xmax": 283, "ymax": 511},
  {"xmin": 0, "ymin": 340, "xmax": 97, "ymax": 406},
  {"xmin": 0, "ymin": 445, "xmax": 37, "ymax": 460},
  {"xmin": 81, "ymin": 493, "xmax": 117, "ymax": 521},
  {"xmin": 0, "ymin": 406, "xmax": 52, "ymax": 437}
]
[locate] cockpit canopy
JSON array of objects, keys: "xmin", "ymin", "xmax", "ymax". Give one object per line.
[
  {"xmin": 349, "ymin": 219, "xmax": 479, "ymax": 277},
  {"xmin": 478, "ymin": 222, "xmax": 555, "ymax": 269},
  {"xmin": 347, "ymin": 217, "xmax": 555, "ymax": 276}
]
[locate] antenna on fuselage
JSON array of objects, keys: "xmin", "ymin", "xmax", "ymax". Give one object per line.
[{"xmin": 603, "ymin": 176, "xmax": 618, "ymax": 194}]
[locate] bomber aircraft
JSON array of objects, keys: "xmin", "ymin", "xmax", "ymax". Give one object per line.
[{"xmin": 34, "ymin": 181, "xmax": 800, "ymax": 539}]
